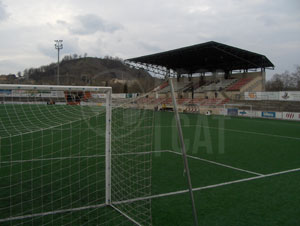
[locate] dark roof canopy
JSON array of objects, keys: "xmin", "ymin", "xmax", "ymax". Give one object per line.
[{"xmin": 127, "ymin": 41, "xmax": 274, "ymax": 73}]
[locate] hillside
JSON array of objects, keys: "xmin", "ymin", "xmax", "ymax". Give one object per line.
[{"xmin": 1, "ymin": 57, "xmax": 161, "ymax": 93}]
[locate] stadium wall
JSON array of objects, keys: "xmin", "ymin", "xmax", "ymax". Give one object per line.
[
  {"xmin": 219, "ymin": 108, "xmax": 300, "ymax": 121},
  {"xmin": 245, "ymin": 91, "xmax": 300, "ymax": 101}
]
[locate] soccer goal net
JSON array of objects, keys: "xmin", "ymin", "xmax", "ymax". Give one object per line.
[{"xmin": 0, "ymin": 85, "xmax": 153, "ymax": 225}]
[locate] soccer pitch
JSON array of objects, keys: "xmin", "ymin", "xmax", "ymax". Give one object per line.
[
  {"xmin": 1, "ymin": 105, "xmax": 300, "ymax": 225},
  {"xmin": 152, "ymin": 112, "xmax": 300, "ymax": 226}
]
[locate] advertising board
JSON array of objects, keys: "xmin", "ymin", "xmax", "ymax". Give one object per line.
[
  {"xmin": 238, "ymin": 110, "xmax": 255, "ymax": 117},
  {"xmin": 279, "ymin": 92, "xmax": 300, "ymax": 101},
  {"xmin": 261, "ymin": 112, "xmax": 276, "ymax": 118},
  {"xmin": 227, "ymin": 108, "xmax": 238, "ymax": 116},
  {"xmin": 282, "ymin": 112, "xmax": 300, "ymax": 121},
  {"xmin": 0, "ymin": 89, "xmax": 12, "ymax": 97},
  {"xmin": 245, "ymin": 92, "xmax": 280, "ymax": 101}
]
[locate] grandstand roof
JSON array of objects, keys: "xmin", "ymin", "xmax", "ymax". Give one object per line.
[{"xmin": 127, "ymin": 41, "xmax": 274, "ymax": 73}]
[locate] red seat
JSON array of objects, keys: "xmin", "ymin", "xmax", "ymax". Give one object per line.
[{"xmin": 227, "ymin": 78, "xmax": 253, "ymax": 91}]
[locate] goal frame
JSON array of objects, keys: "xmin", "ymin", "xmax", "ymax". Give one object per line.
[{"xmin": 0, "ymin": 84, "xmax": 114, "ymax": 220}]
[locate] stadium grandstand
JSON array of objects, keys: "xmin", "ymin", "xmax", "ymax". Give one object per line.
[{"xmin": 125, "ymin": 41, "xmax": 278, "ymax": 113}]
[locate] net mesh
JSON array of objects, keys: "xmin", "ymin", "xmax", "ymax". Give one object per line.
[
  {"xmin": 0, "ymin": 86, "xmax": 153, "ymax": 226},
  {"xmin": 111, "ymin": 107, "xmax": 153, "ymax": 226}
]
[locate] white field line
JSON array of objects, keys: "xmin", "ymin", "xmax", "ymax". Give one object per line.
[
  {"xmin": 157, "ymin": 125, "xmax": 300, "ymax": 141},
  {"xmin": 113, "ymin": 167, "xmax": 300, "ymax": 205},
  {"xmin": 0, "ymin": 203, "xmax": 106, "ymax": 223},
  {"xmin": 0, "ymin": 150, "xmax": 168, "ymax": 164},
  {"xmin": 168, "ymin": 150, "xmax": 263, "ymax": 176},
  {"xmin": 1, "ymin": 166, "xmax": 299, "ymax": 223}
]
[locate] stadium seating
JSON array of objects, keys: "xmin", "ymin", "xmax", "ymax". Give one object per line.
[
  {"xmin": 194, "ymin": 81, "xmax": 214, "ymax": 92},
  {"xmin": 161, "ymin": 98, "xmax": 172, "ymax": 105},
  {"xmin": 134, "ymin": 96, "xmax": 230, "ymax": 109},
  {"xmin": 227, "ymin": 78, "xmax": 253, "ymax": 91},
  {"xmin": 177, "ymin": 98, "xmax": 191, "ymax": 105},
  {"xmin": 189, "ymin": 98, "xmax": 203, "ymax": 104},
  {"xmin": 159, "ymin": 80, "xmax": 190, "ymax": 93},
  {"xmin": 217, "ymin": 98, "xmax": 230, "ymax": 106},
  {"xmin": 201, "ymin": 98, "xmax": 220, "ymax": 106},
  {"xmin": 159, "ymin": 81, "xmax": 169, "ymax": 90},
  {"xmin": 182, "ymin": 83, "xmax": 194, "ymax": 92},
  {"xmin": 215, "ymin": 79, "xmax": 237, "ymax": 90},
  {"xmin": 184, "ymin": 98, "xmax": 230, "ymax": 106},
  {"xmin": 194, "ymin": 79, "xmax": 237, "ymax": 92}
]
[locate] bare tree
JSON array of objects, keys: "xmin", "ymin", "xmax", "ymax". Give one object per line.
[{"xmin": 266, "ymin": 65, "xmax": 300, "ymax": 91}]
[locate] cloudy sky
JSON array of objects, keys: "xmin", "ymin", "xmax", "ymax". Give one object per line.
[{"xmin": 0, "ymin": 0, "xmax": 299, "ymax": 79}]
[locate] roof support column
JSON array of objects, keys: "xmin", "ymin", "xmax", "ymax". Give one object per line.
[{"xmin": 261, "ymin": 68, "xmax": 266, "ymax": 91}]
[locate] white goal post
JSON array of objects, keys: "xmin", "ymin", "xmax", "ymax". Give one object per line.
[
  {"xmin": 0, "ymin": 84, "xmax": 152, "ymax": 225},
  {"xmin": 223, "ymin": 103, "xmax": 253, "ymax": 118}
]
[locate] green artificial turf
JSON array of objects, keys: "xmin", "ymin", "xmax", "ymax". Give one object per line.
[{"xmin": 1, "ymin": 105, "xmax": 300, "ymax": 225}]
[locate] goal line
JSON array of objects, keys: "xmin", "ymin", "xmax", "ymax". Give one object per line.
[
  {"xmin": 167, "ymin": 150, "xmax": 263, "ymax": 176},
  {"xmin": 113, "ymin": 167, "xmax": 300, "ymax": 205},
  {"xmin": 3, "ymin": 166, "xmax": 298, "ymax": 224}
]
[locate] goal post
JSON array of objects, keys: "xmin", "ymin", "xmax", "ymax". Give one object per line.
[
  {"xmin": 105, "ymin": 88, "xmax": 112, "ymax": 206},
  {"xmin": 0, "ymin": 84, "xmax": 152, "ymax": 225}
]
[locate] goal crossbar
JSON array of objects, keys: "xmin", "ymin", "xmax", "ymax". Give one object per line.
[{"xmin": 0, "ymin": 84, "xmax": 112, "ymax": 92}]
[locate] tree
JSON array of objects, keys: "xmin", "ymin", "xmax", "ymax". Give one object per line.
[
  {"xmin": 266, "ymin": 65, "xmax": 300, "ymax": 91},
  {"xmin": 266, "ymin": 77, "xmax": 284, "ymax": 91},
  {"xmin": 7, "ymin": 74, "xmax": 16, "ymax": 81},
  {"xmin": 62, "ymin": 55, "xmax": 72, "ymax": 61},
  {"xmin": 23, "ymin": 69, "xmax": 29, "ymax": 79}
]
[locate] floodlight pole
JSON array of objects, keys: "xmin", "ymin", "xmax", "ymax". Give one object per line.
[
  {"xmin": 54, "ymin": 40, "xmax": 63, "ymax": 85},
  {"xmin": 169, "ymin": 77, "xmax": 199, "ymax": 226}
]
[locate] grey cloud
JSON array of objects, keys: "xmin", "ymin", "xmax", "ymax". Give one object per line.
[
  {"xmin": 38, "ymin": 44, "xmax": 58, "ymax": 58},
  {"xmin": 68, "ymin": 14, "xmax": 122, "ymax": 35},
  {"xmin": 0, "ymin": 0, "xmax": 299, "ymax": 76},
  {"xmin": 56, "ymin": 20, "xmax": 67, "ymax": 25},
  {"xmin": 138, "ymin": 42, "xmax": 162, "ymax": 54},
  {"xmin": 0, "ymin": 59, "xmax": 24, "ymax": 75},
  {"xmin": 262, "ymin": 0, "xmax": 300, "ymax": 15},
  {"xmin": 0, "ymin": 1, "xmax": 9, "ymax": 22},
  {"xmin": 256, "ymin": 15, "xmax": 278, "ymax": 27}
]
